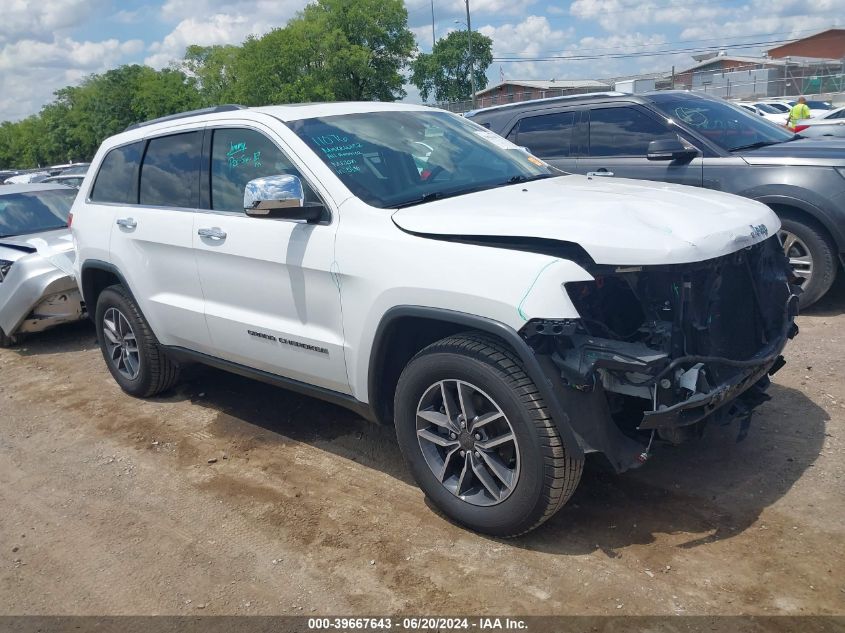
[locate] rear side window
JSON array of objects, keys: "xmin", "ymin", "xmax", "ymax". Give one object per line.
[
  {"xmin": 513, "ymin": 111, "xmax": 576, "ymax": 158},
  {"xmin": 139, "ymin": 132, "xmax": 202, "ymax": 208},
  {"xmin": 90, "ymin": 142, "xmax": 143, "ymax": 204},
  {"xmin": 588, "ymin": 107, "xmax": 675, "ymax": 157}
]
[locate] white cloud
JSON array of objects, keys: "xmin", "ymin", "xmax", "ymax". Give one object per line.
[
  {"xmin": 145, "ymin": 0, "xmax": 304, "ymax": 68},
  {"xmin": 477, "ymin": 16, "xmax": 671, "ymax": 85},
  {"xmin": 0, "ymin": 36, "xmax": 144, "ymax": 121},
  {"xmin": 0, "ymin": 0, "xmax": 108, "ymax": 43},
  {"xmin": 479, "ymin": 16, "xmax": 574, "ymax": 80},
  {"xmin": 569, "ymin": 0, "xmax": 733, "ymax": 33}
]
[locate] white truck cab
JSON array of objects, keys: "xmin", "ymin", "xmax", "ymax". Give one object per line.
[{"xmin": 71, "ymin": 102, "xmax": 798, "ymax": 536}]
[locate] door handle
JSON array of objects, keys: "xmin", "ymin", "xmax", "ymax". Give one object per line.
[
  {"xmin": 197, "ymin": 227, "xmax": 227, "ymax": 240},
  {"xmin": 586, "ymin": 170, "xmax": 614, "ymax": 177},
  {"xmin": 116, "ymin": 217, "xmax": 137, "ymax": 229}
]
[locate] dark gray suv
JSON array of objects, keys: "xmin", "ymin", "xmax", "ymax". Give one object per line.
[{"xmin": 466, "ymin": 91, "xmax": 845, "ymax": 307}]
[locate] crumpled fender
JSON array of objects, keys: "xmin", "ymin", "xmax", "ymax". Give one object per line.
[{"xmin": 0, "ymin": 252, "xmax": 79, "ymax": 336}]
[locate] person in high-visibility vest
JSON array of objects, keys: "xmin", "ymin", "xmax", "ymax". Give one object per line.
[{"xmin": 788, "ymin": 97, "xmax": 812, "ymax": 128}]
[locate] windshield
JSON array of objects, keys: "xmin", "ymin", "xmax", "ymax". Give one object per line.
[
  {"xmin": 288, "ymin": 110, "xmax": 555, "ymax": 208},
  {"xmin": 649, "ymin": 94, "xmax": 794, "ymax": 152},
  {"xmin": 755, "ymin": 103, "xmax": 781, "ymax": 114},
  {"xmin": 0, "ymin": 188, "xmax": 76, "ymax": 238}
]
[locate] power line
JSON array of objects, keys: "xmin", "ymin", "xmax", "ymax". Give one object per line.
[
  {"xmin": 492, "ymin": 33, "xmax": 842, "ymax": 63},
  {"xmin": 493, "ymin": 26, "xmax": 839, "ymax": 57}
]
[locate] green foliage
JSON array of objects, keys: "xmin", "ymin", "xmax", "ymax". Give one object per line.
[
  {"xmin": 0, "ymin": 0, "xmax": 416, "ymax": 169},
  {"xmin": 410, "ymin": 30, "xmax": 493, "ymax": 103},
  {"xmin": 185, "ymin": 0, "xmax": 416, "ymax": 105},
  {"xmin": 183, "ymin": 45, "xmax": 240, "ymax": 106},
  {"xmin": 0, "ymin": 65, "xmax": 201, "ymax": 169}
]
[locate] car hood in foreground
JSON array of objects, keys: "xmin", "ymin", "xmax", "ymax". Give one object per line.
[
  {"xmin": 392, "ymin": 176, "xmax": 779, "ymax": 266},
  {"xmin": 738, "ymin": 137, "xmax": 845, "ymax": 167},
  {"xmin": 0, "ymin": 228, "xmax": 75, "ymax": 275}
]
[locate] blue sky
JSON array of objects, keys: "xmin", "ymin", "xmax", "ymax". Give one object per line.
[{"xmin": 0, "ymin": 0, "xmax": 840, "ymax": 121}]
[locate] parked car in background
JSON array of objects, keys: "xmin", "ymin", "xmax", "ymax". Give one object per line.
[
  {"xmin": 737, "ymin": 102, "xmax": 789, "ymax": 125},
  {"xmin": 466, "ymin": 90, "xmax": 845, "ymax": 307},
  {"xmin": 58, "ymin": 163, "xmax": 90, "ymax": 176},
  {"xmin": 43, "ymin": 174, "xmax": 85, "ymax": 189},
  {"xmin": 759, "ymin": 101, "xmax": 792, "ymax": 114},
  {"xmin": 0, "ymin": 184, "xmax": 85, "ymax": 346},
  {"xmin": 793, "ymin": 106, "xmax": 845, "ymax": 138},
  {"xmin": 0, "ymin": 170, "xmax": 21, "ymax": 183},
  {"xmin": 4, "ymin": 171, "xmax": 50, "ymax": 185},
  {"xmin": 760, "ymin": 99, "xmax": 833, "ymax": 119},
  {"xmin": 46, "ymin": 162, "xmax": 90, "ymax": 177},
  {"xmin": 71, "ymin": 103, "xmax": 796, "ymax": 536}
]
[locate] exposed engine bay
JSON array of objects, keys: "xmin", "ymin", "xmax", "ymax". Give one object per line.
[{"xmin": 522, "ymin": 235, "xmax": 799, "ymax": 472}]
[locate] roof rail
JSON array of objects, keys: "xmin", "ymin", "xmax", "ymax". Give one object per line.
[
  {"xmin": 124, "ymin": 104, "xmax": 247, "ymax": 132},
  {"xmin": 464, "ymin": 91, "xmax": 627, "ymax": 117}
]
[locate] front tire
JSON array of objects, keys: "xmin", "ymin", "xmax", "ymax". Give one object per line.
[
  {"xmin": 94, "ymin": 285, "xmax": 180, "ymax": 397},
  {"xmin": 394, "ymin": 333, "xmax": 582, "ymax": 537},
  {"xmin": 778, "ymin": 216, "xmax": 837, "ymax": 308}
]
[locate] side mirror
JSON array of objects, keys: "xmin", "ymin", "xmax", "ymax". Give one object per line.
[
  {"xmin": 647, "ymin": 138, "xmax": 699, "ymax": 162},
  {"xmin": 244, "ymin": 174, "xmax": 324, "ymax": 223}
]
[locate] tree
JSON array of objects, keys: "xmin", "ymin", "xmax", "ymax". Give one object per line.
[
  {"xmin": 0, "ymin": 0, "xmax": 417, "ymax": 168},
  {"xmin": 0, "ymin": 65, "xmax": 202, "ymax": 168},
  {"xmin": 410, "ymin": 30, "xmax": 493, "ymax": 103},
  {"xmin": 183, "ymin": 0, "xmax": 416, "ymax": 106},
  {"xmin": 182, "ymin": 45, "xmax": 240, "ymax": 106},
  {"xmin": 296, "ymin": 0, "xmax": 416, "ymax": 101}
]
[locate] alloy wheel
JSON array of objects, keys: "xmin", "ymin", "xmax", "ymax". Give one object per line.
[
  {"xmin": 779, "ymin": 229, "xmax": 813, "ymax": 288},
  {"xmin": 102, "ymin": 307, "xmax": 141, "ymax": 380},
  {"xmin": 415, "ymin": 379, "xmax": 520, "ymax": 507}
]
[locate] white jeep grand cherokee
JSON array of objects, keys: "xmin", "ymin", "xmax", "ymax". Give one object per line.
[{"xmin": 71, "ymin": 103, "xmax": 798, "ymax": 536}]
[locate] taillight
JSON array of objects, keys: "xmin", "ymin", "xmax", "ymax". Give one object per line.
[
  {"xmin": 793, "ymin": 125, "xmax": 810, "ymax": 133},
  {"xmin": 67, "ymin": 212, "xmax": 73, "ymax": 227}
]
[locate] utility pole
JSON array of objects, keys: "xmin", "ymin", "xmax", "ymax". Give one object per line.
[
  {"xmin": 465, "ymin": 0, "xmax": 476, "ymax": 108},
  {"xmin": 430, "ymin": 0, "xmax": 435, "ymax": 49}
]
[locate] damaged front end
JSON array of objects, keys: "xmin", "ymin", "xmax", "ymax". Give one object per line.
[{"xmin": 522, "ymin": 235, "xmax": 799, "ymax": 472}]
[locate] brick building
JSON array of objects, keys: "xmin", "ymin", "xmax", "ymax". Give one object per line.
[{"xmin": 768, "ymin": 29, "xmax": 845, "ymax": 60}]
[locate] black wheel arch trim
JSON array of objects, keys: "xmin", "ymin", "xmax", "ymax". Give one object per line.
[
  {"xmin": 751, "ymin": 193, "xmax": 845, "ymax": 252},
  {"xmin": 368, "ymin": 305, "xmax": 585, "ymax": 460},
  {"xmin": 79, "ymin": 260, "xmax": 139, "ymax": 315}
]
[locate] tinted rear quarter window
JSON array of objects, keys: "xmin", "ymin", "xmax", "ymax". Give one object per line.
[
  {"xmin": 514, "ymin": 111, "xmax": 576, "ymax": 158},
  {"xmin": 588, "ymin": 107, "xmax": 675, "ymax": 157},
  {"xmin": 90, "ymin": 142, "xmax": 143, "ymax": 204},
  {"xmin": 140, "ymin": 132, "xmax": 202, "ymax": 208}
]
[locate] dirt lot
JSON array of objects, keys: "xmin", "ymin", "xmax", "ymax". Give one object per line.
[{"xmin": 1, "ymin": 281, "xmax": 844, "ymax": 617}]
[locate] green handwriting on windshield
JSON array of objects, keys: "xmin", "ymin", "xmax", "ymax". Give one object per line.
[{"xmin": 310, "ymin": 135, "xmax": 363, "ymax": 174}]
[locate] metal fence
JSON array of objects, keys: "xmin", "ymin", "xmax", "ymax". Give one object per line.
[{"xmin": 437, "ymin": 62, "xmax": 845, "ymax": 113}]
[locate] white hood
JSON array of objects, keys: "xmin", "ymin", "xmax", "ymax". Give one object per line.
[{"xmin": 392, "ymin": 175, "xmax": 780, "ymax": 266}]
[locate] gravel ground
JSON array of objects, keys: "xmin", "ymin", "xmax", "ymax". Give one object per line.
[{"xmin": 1, "ymin": 279, "xmax": 843, "ymax": 616}]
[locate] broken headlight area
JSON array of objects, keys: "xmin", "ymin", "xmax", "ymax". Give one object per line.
[
  {"xmin": 523, "ymin": 236, "xmax": 799, "ymax": 468},
  {"xmin": 0, "ymin": 260, "xmax": 12, "ymax": 282}
]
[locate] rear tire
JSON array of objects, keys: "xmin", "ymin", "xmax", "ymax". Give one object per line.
[
  {"xmin": 778, "ymin": 215, "xmax": 837, "ymax": 308},
  {"xmin": 94, "ymin": 285, "xmax": 180, "ymax": 397},
  {"xmin": 394, "ymin": 332, "xmax": 582, "ymax": 537}
]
